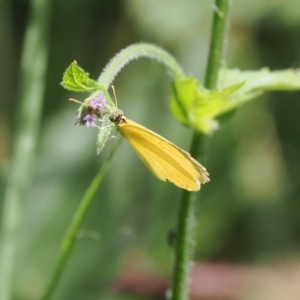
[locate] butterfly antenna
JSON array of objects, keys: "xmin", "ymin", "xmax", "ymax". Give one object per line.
[
  {"xmin": 69, "ymin": 98, "xmax": 92, "ymax": 108},
  {"xmin": 111, "ymin": 85, "xmax": 118, "ymax": 107}
]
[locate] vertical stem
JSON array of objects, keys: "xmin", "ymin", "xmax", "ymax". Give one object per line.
[
  {"xmin": 0, "ymin": 0, "xmax": 50, "ymax": 299},
  {"xmin": 41, "ymin": 139, "xmax": 122, "ymax": 300},
  {"xmin": 171, "ymin": 1, "xmax": 230, "ymax": 300},
  {"xmin": 205, "ymin": 0, "xmax": 230, "ymax": 89}
]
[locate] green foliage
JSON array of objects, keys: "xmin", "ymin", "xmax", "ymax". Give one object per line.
[
  {"xmin": 61, "ymin": 61, "xmax": 104, "ymax": 92},
  {"xmin": 171, "ymin": 76, "xmax": 244, "ymax": 133},
  {"xmin": 171, "ymin": 68, "xmax": 300, "ymax": 133}
]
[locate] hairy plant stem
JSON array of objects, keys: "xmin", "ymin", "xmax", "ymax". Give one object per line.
[
  {"xmin": 98, "ymin": 43, "xmax": 184, "ymax": 88},
  {"xmin": 171, "ymin": 1, "xmax": 230, "ymax": 300}
]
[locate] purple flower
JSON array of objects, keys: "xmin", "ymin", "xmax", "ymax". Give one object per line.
[
  {"xmin": 83, "ymin": 113, "xmax": 98, "ymax": 127},
  {"xmin": 89, "ymin": 93, "xmax": 107, "ymax": 111}
]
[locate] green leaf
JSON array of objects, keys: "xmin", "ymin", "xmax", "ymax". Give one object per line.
[
  {"xmin": 170, "ymin": 76, "xmax": 243, "ymax": 133},
  {"xmin": 61, "ymin": 61, "xmax": 103, "ymax": 92},
  {"xmin": 171, "ymin": 68, "xmax": 300, "ymax": 134}
]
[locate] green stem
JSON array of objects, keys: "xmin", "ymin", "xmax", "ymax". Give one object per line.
[
  {"xmin": 171, "ymin": 1, "xmax": 230, "ymax": 300},
  {"xmin": 98, "ymin": 43, "xmax": 185, "ymax": 88},
  {"xmin": 0, "ymin": 0, "xmax": 50, "ymax": 299},
  {"xmin": 41, "ymin": 139, "xmax": 122, "ymax": 300},
  {"xmin": 205, "ymin": 0, "xmax": 230, "ymax": 89}
]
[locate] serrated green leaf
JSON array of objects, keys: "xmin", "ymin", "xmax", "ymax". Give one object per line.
[
  {"xmin": 61, "ymin": 61, "xmax": 103, "ymax": 92},
  {"xmin": 170, "ymin": 76, "xmax": 243, "ymax": 133}
]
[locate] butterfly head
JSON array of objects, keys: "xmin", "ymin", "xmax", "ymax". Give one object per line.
[{"xmin": 109, "ymin": 108, "xmax": 124, "ymax": 124}]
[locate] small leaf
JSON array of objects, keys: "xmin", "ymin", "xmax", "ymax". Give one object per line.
[
  {"xmin": 61, "ymin": 61, "xmax": 103, "ymax": 92},
  {"xmin": 97, "ymin": 115, "xmax": 113, "ymax": 154},
  {"xmin": 170, "ymin": 76, "xmax": 243, "ymax": 133}
]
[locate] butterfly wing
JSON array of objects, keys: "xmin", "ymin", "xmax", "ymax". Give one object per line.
[{"xmin": 116, "ymin": 118, "xmax": 209, "ymax": 191}]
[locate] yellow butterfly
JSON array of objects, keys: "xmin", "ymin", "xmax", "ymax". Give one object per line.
[
  {"xmin": 70, "ymin": 97, "xmax": 209, "ymax": 191},
  {"xmin": 109, "ymin": 108, "xmax": 210, "ymax": 191}
]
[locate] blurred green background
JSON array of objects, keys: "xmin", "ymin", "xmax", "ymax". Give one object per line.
[{"xmin": 1, "ymin": 0, "xmax": 300, "ymax": 299}]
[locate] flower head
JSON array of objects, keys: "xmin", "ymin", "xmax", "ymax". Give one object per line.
[
  {"xmin": 89, "ymin": 92, "xmax": 107, "ymax": 111},
  {"xmin": 83, "ymin": 113, "xmax": 98, "ymax": 127},
  {"xmin": 74, "ymin": 92, "xmax": 108, "ymax": 128}
]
